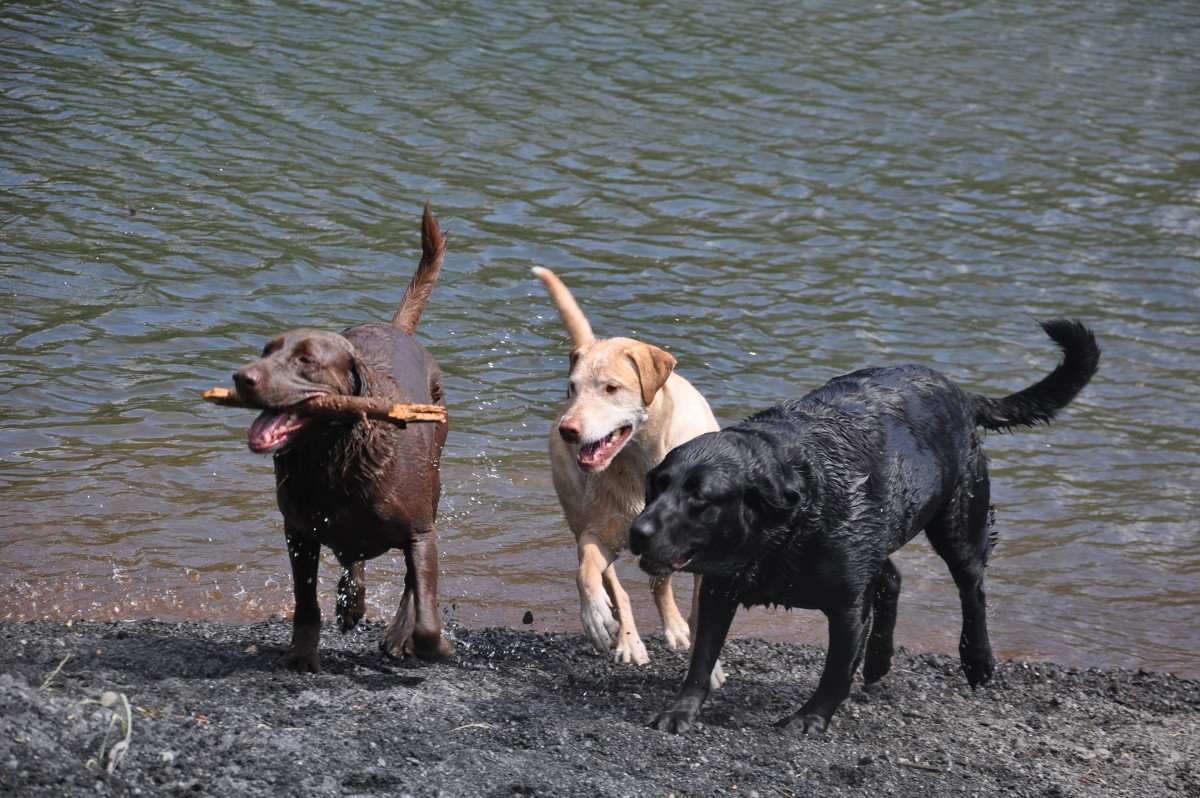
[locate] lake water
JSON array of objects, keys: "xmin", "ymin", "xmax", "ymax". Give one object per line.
[{"xmin": 2, "ymin": 0, "xmax": 1198, "ymax": 678}]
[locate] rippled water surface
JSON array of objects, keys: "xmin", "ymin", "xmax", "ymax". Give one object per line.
[{"xmin": 3, "ymin": 0, "xmax": 1198, "ymax": 676}]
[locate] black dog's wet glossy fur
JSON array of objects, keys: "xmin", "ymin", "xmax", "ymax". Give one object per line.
[{"xmin": 630, "ymin": 320, "xmax": 1099, "ymax": 735}]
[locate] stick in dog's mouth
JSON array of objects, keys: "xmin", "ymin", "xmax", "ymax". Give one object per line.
[{"xmin": 576, "ymin": 425, "xmax": 633, "ymax": 472}]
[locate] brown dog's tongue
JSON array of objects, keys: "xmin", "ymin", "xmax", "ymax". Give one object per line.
[{"xmin": 247, "ymin": 410, "xmax": 310, "ymax": 453}]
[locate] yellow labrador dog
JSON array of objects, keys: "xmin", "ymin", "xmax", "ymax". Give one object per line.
[{"xmin": 533, "ymin": 266, "xmax": 724, "ymax": 684}]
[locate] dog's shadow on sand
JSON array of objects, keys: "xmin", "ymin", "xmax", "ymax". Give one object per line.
[{"xmin": 50, "ymin": 622, "xmax": 428, "ymax": 690}]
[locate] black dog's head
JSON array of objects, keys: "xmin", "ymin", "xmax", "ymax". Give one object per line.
[
  {"xmin": 232, "ymin": 328, "xmax": 362, "ymax": 454},
  {"xmin": 630, "ymin": 427, "xmax": 807, "ymax": 579}
]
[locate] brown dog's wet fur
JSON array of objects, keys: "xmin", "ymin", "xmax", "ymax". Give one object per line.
[{"xmin": 232, "ymin": 205, "xmax": 453, "ymax": 673}]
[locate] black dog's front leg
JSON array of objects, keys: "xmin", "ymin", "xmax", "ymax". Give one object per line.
[
  {"xmin": 649, "ymin": 578, "xmax": 738, "ymax": 734},
  {"xmin": 777, "ymin": 604, "xmax": 864, "ymax": 735}
]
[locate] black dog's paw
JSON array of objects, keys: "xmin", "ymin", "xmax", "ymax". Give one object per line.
[
  {"xmin": 961, "ymin": 652, "xmax": 996, "ymax": 689},
  {"xmin": 648, "ymin": 709, "xmax": 699, "ymax": 735},
  {"xmin": 862, "ymin": 646, "xmax": 894, "ymax": 685},
  {"xmin": 776, "ymin": 711, "xmax": 830, "ymax": 736}
]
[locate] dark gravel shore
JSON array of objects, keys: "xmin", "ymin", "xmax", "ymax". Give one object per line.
[{"xmin": 1, "ymin": 618, "xmax": 1196, "ymax": 797}]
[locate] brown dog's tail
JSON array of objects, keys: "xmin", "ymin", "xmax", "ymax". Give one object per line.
[
  {"xmin": 391, "ymin": 204, "xmax": 447, "ymax": 334},
  {"xmin": 968, "ymin": 319, "xmax": 1100, "ymax": 433},
  {"xmin": 531, "ymin": 266, "xmax": 595, "ymax": 346}
]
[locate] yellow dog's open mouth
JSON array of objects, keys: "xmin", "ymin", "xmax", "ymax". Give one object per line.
[{"xmin": 577, "ymin": 425, "xmax": 633, "ymax": 472}]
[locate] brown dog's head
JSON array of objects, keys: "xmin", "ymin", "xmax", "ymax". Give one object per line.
[{"xmin": 232, "ymin": 329, "xmax": 360, "ymax": 453}]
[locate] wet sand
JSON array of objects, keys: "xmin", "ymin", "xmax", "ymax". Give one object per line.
[{"xmin": 2, "ymin": 618, "xmax": 1196, "ymax": 797}]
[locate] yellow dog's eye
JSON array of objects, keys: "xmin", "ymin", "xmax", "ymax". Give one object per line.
[{"xmin": 605, "ymin": 384, "xmax": 619, "ymax": 394}]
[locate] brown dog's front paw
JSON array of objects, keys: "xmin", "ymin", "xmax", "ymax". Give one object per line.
[
  {"xmin": 379, "ymin": 631, "xmax": 413, "ymax": 661},
  {"xmin": 415, "ymin": 634, "xmax": 455, "ymax": 663},
  {"xmin": 379, "ymin": 629, "xmax": 454, "ymax": 663},
  {"xmin": 277, "ymin": 646, "xmax": 322, "ymax": 674}
]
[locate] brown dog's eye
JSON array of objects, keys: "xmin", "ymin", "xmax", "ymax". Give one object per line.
[{"xmin": 297, "ymin": 355, "xmax": 314, "ymax": 366}]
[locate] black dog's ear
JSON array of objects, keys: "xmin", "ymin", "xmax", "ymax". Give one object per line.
[{"xmin": 747, "ymin": 460, "xmax": 807, "ymax": 516}]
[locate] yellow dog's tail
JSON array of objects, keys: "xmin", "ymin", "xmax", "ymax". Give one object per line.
[{"xmin": 532, "ymin": 266, "xmax": 595, "ymax": 347}]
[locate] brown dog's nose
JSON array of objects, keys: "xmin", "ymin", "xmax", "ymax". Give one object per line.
[
  {"xmin": 558, "ymin": 417, "xmax": 582, "ymax": 444},
  {"xmin": 233, "ymin": 364, "xmax": 261, "ymax": 393}
]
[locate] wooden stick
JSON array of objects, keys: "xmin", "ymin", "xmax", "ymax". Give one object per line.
[{"xmin": 202, "ymin": 388, "xmax": 446, "ymax": 425}]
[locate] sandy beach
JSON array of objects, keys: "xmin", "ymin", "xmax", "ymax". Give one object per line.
[{"xmin": 2, "ymin": 617, "xmax": 1196, "ymax": 797}]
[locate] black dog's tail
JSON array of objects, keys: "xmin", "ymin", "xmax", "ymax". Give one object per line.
[{"xmin": 968, "ymin": 319, "xmax": 1100, "ymax": 433}]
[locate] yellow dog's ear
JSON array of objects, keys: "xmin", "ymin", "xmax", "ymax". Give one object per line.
[
  {"xmin": 568, "ymin": 342, "xmax": 590, "ymax": 375},
  {"xmin": 627, "ymin": 343, "xmax": 677, "ymax": 406}
]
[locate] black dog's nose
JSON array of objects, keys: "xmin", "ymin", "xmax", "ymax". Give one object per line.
[{"xmin": 628, "ymin": 517, "xmax": 652, "ymax": 556}]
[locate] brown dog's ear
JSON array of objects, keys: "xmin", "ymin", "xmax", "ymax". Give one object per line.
[
  {"xmin": 323, "ymin": 334, "xmax": 363, "ymax": 396},
  {"xmin": 347, "ymin": 354, "xmax": 365, "ymax": 396},
  {"xmin": 627, "ymin": 344, "xmax": 677, "ymax": 406},
  {"xmin": 322, "ymin": 333, "xmax": 364, "ymax": 396}
]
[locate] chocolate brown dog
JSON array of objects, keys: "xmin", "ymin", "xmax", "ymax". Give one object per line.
[
  {"xmin": 631, "ymin": 320, "xmax": 1099, "ymax": 734},
  {"xmin": 232, "ymin": 205, "xmax": 453, "ymax": 673}
]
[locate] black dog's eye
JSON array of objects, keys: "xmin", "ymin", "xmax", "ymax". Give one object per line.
[{"xmin": 689, "ymin": 493, "xmax": 709, "ymax": 511}]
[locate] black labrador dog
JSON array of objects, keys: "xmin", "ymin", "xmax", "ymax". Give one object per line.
[
  {"xmin": 231, "ymin": 205, "xmax": 454, "ymax": 673},
  {"xmin": 630, "ymin": 319, "xmax": 1099, "ymax": 734}
]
